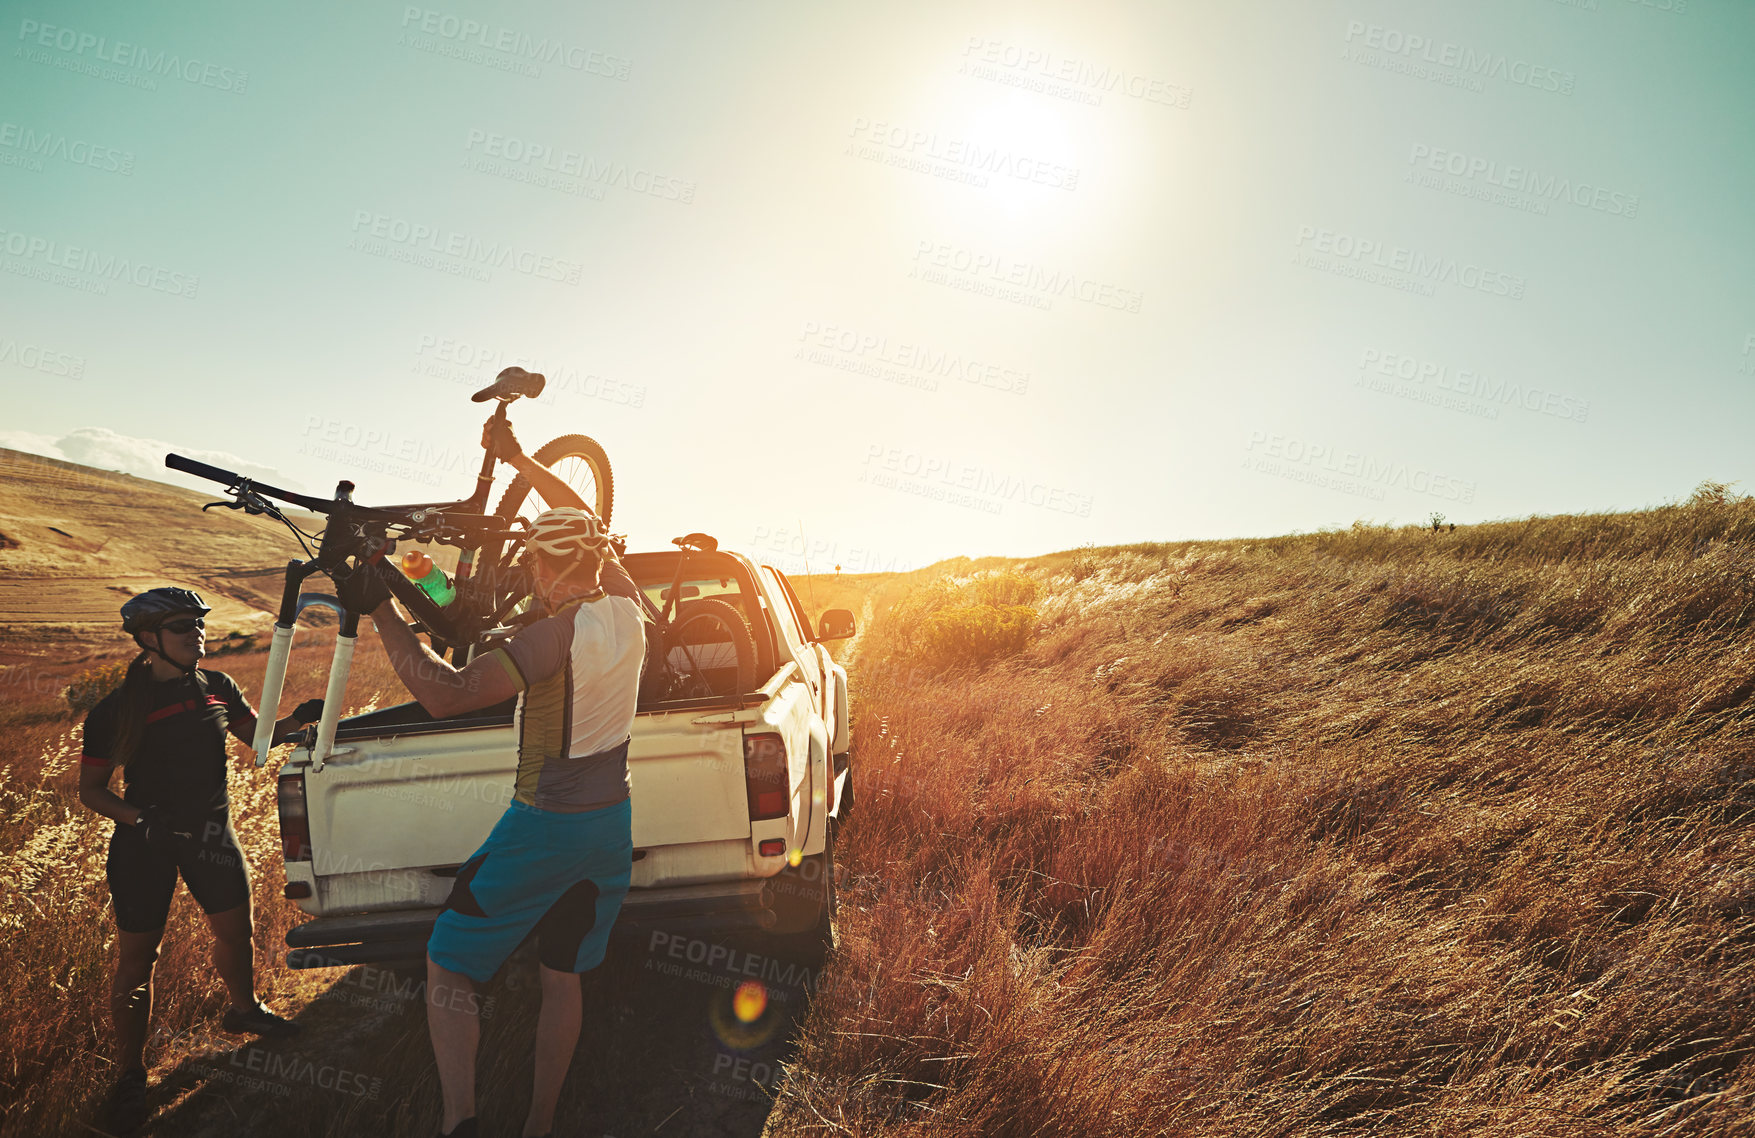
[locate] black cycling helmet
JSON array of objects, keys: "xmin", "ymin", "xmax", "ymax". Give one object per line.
[{"xmin": 121, "ymin": 587, "xmax": 212, "ymax": 634}]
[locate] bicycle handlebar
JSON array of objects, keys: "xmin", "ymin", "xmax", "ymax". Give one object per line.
[
  {"xmin": 166, "ymin": 454, "xmax": 345, "ymax": 515},
  {"xmin": 165, "ymin": 453, "xmax": 521, "ymax": 536}
]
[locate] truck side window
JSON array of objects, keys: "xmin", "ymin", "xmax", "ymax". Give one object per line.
[
  {"xmin": 760, "ymin": 567, "xmax": 808, "ymax": 651},
  {"xmin": 771, "ymin": 571, "xmax": 815, "ymax": 641}
]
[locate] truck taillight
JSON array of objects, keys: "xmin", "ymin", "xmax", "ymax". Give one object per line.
[
  {"xmin": 278, "ymin": 772, "xmax": 312, "ymax": 862},
  {"xmin": 743, "ymin": 731, "xmax": 789, "ymax": 820}
]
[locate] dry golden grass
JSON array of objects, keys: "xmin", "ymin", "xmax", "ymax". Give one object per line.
[
  {"xmin": 0, "ymin": 631, "xmax": 403, "ymax": 1134},
  {"xmin": 5, "ymin": 496, "xmax": 1753, "ymax": 1135},
  {"xmin": 769, "ymin": 497, "xmax": 1755, "ymax": 1136}
]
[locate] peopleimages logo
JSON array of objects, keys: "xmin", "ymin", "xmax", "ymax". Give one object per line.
[
  {"xmin": 1356, "ymin": 348, "xmax": 1590, "ymax": 424},
  {"xmin": 463, "ymin": 129, "xmax": 695, "ymax": 203},
  {"xmin": 862, "ymin": 443, "xmax": 1095, "ymax": 517},
  {"xmin": 0, "ymin": 123, "xmax": 134, "ymax": 175},
  {"xmin": 848, "ymin": 117, "xmax": 1080, "ymax": 191},
  {"xmin": 911, "ymin": 240, "xmax": 1143, "ymax": 313},
  {"xmin": 412, "ymin": 334, "xmax": 648, "ymax": 409},
  {"xmin": 1342, "ymin": 20, "xmax": 1575, "ymax": 96},
  {"xmin": 1243, "ymin": 431, "xmax": 1477, "ymax": 503},
  {"xmin": 398, "ymin": 7, "xmax": 629, "ymax": 79},
  {"xmin": 0, "ymin": 226, "xmax": 199, "ymax": 298},
  {"xmin": 796, "ymin": 320, "xmax": 1030, "ymax": 395},
  {"xmin": 16, "ymin": 19, "xmax": 248, "ymax": 92},
  {"xmin": 348, "ymin": 211, "xmax": 583, "ymax": 286},
  {"xmin": 1407, "ymin": 144, "xmax": 1638, "ymax": 218},
  {"xmin": 960, "ymin": 37, "xmax": 1193, "ymax": 108},
  {"xmin": 1294, "ymin": 225, "xmax": 1526, "ymax": 300},
  {"xmin": 0, "ymin": 335, "xmax": 86, "ymax": 378}
]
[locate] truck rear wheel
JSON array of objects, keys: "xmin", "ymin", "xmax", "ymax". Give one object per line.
[{"xmin": 763, "ymin": 827, "xmax": 838, "ymax": 972}]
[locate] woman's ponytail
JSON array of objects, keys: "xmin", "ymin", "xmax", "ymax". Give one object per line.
[{"xmin": 108, "ymin": 651, "xmax": 158, "ymax": 767}]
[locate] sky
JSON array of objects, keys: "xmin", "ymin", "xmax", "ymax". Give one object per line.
[{"xmin": 3, "ymin": 0, "xmax": 1751, "ymax": 575}]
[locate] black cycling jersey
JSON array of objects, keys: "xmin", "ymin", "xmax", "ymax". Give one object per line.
[{"xmin": 81, "ymin": 669, "xmax": 257, "ymax": 819}]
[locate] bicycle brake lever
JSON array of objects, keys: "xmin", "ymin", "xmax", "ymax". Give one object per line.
[{"xmin": 201, "ymin": 489, "xmax": 273, "ymax": 516}]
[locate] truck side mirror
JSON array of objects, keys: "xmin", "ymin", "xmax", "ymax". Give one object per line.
[{"xmin": 817, "ymin": 609, "xmax": 857, "ymax": 640}]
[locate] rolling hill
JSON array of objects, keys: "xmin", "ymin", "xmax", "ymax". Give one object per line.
[{"xmin": 0, "ymin": 447, "xmax": 311, "ymax": 654}]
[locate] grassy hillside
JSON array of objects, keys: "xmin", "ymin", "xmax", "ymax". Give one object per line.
[
  {"xmin": 0, "ymin": 632, "xmax": 386, "ymax": 1134},
  {"xmin": 770, "ymin": 492, "xmax": 1755, "ymax": 1136},
  {"xmin": 4, "ymin": 483, "xmax": 1752, "ymax": 1134},
  {"xmin": 0, "ymin": 447, "xmax": 318, "ymax": 652}
]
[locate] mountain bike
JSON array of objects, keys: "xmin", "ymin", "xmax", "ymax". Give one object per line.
[
  {"xmin": 162, "ymin": 366, "xmax": 753, "ymax": 764},
  {"xmin": 170, "ymin": 367, "xmax": 608, "ymax": 651}
]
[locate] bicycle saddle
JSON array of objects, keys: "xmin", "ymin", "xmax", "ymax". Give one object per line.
[
  {"xmin": 472, "ymin": 366, "xmax": 547, "ymax": 403},
  {"xmin": 672, "ymin": 533, "xmax": 718, "ymax": 553}
]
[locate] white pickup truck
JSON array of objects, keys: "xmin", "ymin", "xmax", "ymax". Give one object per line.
[{"xmin": 272, "ymin": 544, "xmax": 855, "ymax": 969}]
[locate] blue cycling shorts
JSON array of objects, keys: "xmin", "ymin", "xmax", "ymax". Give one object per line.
[{"xmin": 426, "ymin": 796, "xmax": 632, "ymax": 984}]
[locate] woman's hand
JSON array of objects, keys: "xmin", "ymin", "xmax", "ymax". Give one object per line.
[{"xmin": 136, "ymin": 805, "xmax": 191, "ymax": 852}]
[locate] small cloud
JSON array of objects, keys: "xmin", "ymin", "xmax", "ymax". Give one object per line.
[
  {"xmin": 0, "ymin": 426, "xmax": 298, "ymax": 493},
  {"xmin": 0, "ymin": 429, "xmax": 64, "ymax": 459}
]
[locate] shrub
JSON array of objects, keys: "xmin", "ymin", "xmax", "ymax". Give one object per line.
[
  {"xmin": 63, "ymin": 661, "xmax": 128, "ymax": 713},
  {"xmin": 1687, "ymin": 480, "xmax": 1739, "ymax": 507},
  {"xmin": 917, "ymin": 603, "xmax": 1038, "ymax": 669},
  {"xmin": 869, "ymin": 571, "xmax": 1040, "ymax": 673}
]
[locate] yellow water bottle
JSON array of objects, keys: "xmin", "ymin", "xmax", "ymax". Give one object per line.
[{"xmin": 400, "ymin": 550, "xmax": 457, "ymax": 607}]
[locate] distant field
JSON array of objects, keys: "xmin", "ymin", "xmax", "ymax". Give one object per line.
[{"xmin": 0, "ymin": 448, "xmax": 307, "ymax": 659}]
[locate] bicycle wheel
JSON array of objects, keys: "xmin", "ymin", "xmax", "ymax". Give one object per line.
[
  {"xmin": 667, "ymin": 598, "xmax": 758, "ymax": 699},
  {"xmin": 493, "ymin": 434, "xmax": 614, "ymax": 527},
  {"xmin": 461, "ymin": 435, "xmax": 613, "ymax": 651}
]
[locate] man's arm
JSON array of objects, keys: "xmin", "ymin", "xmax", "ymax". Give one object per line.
[
  {"xmin": 366, "ymin": 598, "xmax": 518, "ymax": 718},
  {"xmin": 485, "ymin": 419, "xmax": 590, "ymax": 515}
]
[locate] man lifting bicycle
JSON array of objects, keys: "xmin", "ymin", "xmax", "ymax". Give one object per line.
[{"xmin": 344, "ymin": 420, "xmax": 645, "ymax": 1138}]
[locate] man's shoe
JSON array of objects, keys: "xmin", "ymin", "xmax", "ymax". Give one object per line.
[
  {"xmin": 437, "ymin": 1118, "xmax": 478, "ymax": 1138},
  {"xmin": 103, "ymin": 1067, "xmax": 148, "ymax": 1134},
  {"xmin": 221, "ymin": 1000, "xmax": 303, "ymax": 1037}
]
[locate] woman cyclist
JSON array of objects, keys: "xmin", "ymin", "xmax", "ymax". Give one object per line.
[{"xmin": 78, "ymin": 587, "xmax": 322, "ymax": 1132}]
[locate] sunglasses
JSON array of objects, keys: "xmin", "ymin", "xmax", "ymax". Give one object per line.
[{"xmin": 158, "ymin": 617, "xmax": 205, "ymax": 634}]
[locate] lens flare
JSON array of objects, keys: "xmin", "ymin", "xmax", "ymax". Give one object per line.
[
  {"xmin": 733, "ymin": 980, "xmax": 768, "ymax": 1023},
  {"xmin": 787, "ymin": 847, "xmax": 803, "ymax": 867},
  {"xmin": 709, "ymin": 980, "xmax": 782, "ymax": 1050}
]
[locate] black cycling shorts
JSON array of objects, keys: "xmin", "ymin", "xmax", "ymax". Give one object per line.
[{"xmin": 106, "ymin": 811, "xmax": 252, "ymax": 934}]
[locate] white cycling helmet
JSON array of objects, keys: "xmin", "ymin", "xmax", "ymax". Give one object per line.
[{"xmin": 526, "ymin": 507, "xmax": 610, "ymax": 562}]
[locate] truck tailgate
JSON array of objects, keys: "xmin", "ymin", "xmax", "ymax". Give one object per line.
[
  {"xmin": 629, "ymin": 710, "xmax": 749, "ymax": 846},
  {"xmin": 310, "ymin": 725, "xmax": 515, "ymax": 879},
  {"xmin": 301, "ymin": 711, "xmax": 752, "ymax": 882}
]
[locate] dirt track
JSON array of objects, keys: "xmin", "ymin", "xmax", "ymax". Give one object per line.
[{"xmin": 134, "ymin": 928, "xmax": 816, "ymax": 1137}]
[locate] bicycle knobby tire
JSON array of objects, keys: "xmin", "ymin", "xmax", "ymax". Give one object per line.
[
  {"xmin": 493, "ymin": 434, "xmax": 614, "ymax": 526},
  {"xmin": 669, "ymin": 597, "xmax": 759, "ymax": 699}
]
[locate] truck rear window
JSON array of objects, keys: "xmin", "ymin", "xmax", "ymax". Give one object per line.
[{"xmin": 641, "ymin": 576, "xmax": 744, "ymax": 609}]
